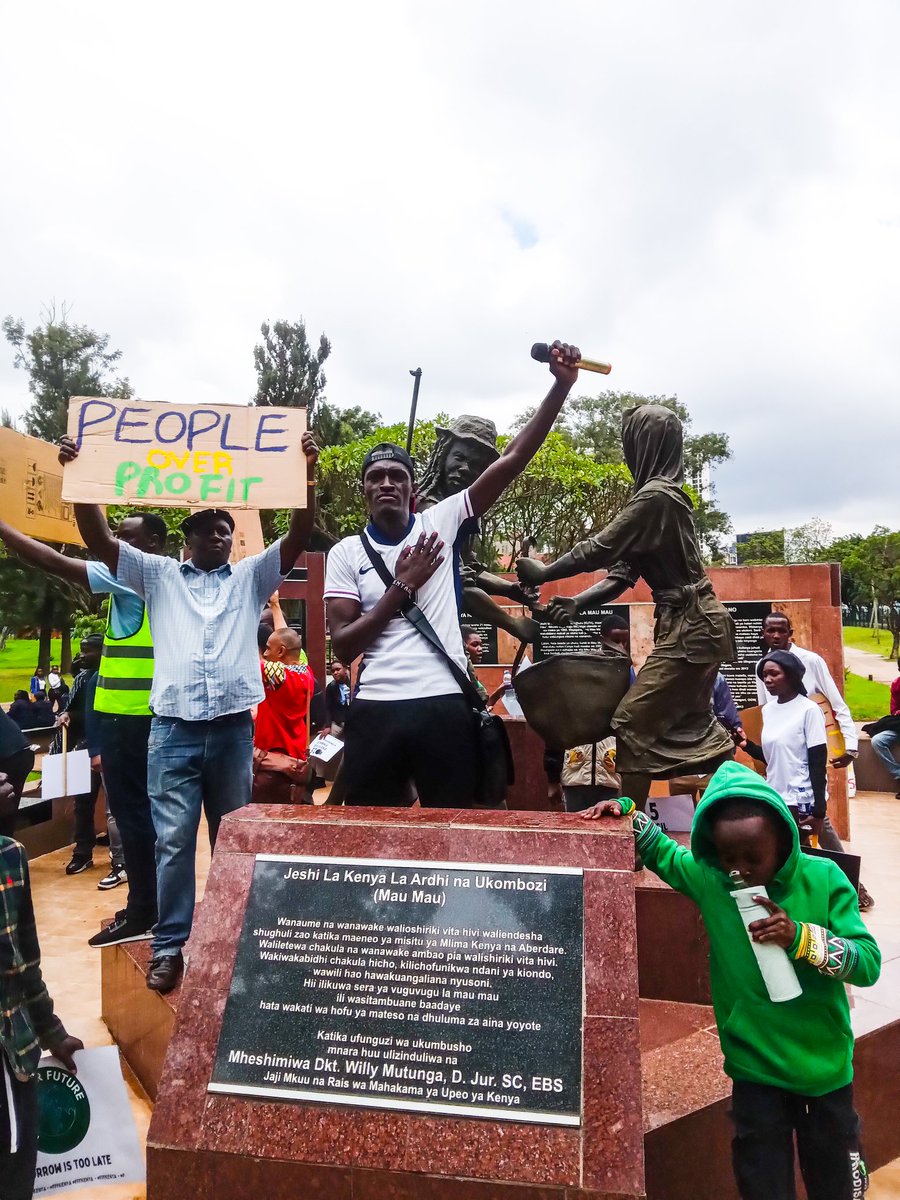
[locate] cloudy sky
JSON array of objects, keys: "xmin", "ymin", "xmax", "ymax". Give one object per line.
[{"xmin": 2, "ymin": 2, "xmax": 897, "ymax": 538}]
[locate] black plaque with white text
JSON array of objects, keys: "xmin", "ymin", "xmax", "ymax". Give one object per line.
[
  {"xmin": 532, "ymin": 603, "xmax": 630, "ymax": 661},
  {"xmin": 720, "ymin": 600, "xmax": 773, "ymax": 709},
  {"xmin": 209, "ymin": 856, "xmax": 583, "ymax": 1125},
  {"xmin": 459, "ymin": 610, "xmax": 499, "ymax": 665}
]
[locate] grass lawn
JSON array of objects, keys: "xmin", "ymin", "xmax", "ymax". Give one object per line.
[
  {"xmin": 0, "ymin": 638, "xmax": 64, "ymax": 704},
  {"xmin": 843, "ymin": 625, "xmax": 897, "ymax": 660},
  {"xmin": 843, "ymin": 671, "xmax": 891, "ymax": 722}
]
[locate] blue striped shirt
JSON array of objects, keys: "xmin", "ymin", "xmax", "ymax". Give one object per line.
[{"xmin": 116, "ymin": 540, "xmax": 286, "ymax": 721}]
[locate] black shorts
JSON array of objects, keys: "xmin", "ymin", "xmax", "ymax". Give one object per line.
[{"xmin": 343, "ymin": 694, "xmax": 479, "ymax": 807}]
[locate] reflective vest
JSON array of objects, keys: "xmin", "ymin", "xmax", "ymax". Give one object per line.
[{"xmin": 94, "ymin": 601, "xmax": 154, "ymax": 717}]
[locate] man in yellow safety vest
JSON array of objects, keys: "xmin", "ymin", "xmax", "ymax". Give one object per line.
[{"xmin": 0, "ymin": 510, "xmax": 167, "ymax": 945}]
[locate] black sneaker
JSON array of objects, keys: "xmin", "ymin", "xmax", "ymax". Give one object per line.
[
  {"xmin": 88, "ymin": 914, "xmax": 154, "ymax": 948},
  {"xmin": 65, "ymin": 855, "xmax": 93, "ymax": 875},
  {"xmin": 97, "ymin": 867, "xmax": 127, "ymax": 890}
]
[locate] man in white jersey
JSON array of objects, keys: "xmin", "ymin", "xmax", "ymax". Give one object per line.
[{"xmin": 324, "ymin": 341, "xmax": 581, "ymax": 806}]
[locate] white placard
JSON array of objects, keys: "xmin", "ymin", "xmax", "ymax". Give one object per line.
[
  {"xmin": 308, "ymin": 733, "xmax": 343, "ymax": 763},
  {"xmin": 646, "ymin": 793, "xmax": 696, "ymax": 833},
  {"xmin": 33, "ymin": 1046, "xmax": 145, "ymax": 1196},
  {"xmin": 40, "ymin": 750, "xmax": 92, "ymax": 800}
]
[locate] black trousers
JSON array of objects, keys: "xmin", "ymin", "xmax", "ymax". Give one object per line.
[
  {"xmin": 0, "ymin": 748, "xmax": 35, "ymax": 838},
  {"xmin": 73, "ymin": 770, "xmax": 103, "ymax": 858},
  {"xmin": 97, "ymin": 714, "xmax": 157, "ymax": 927},
  {"xmin": 343, "ymin": 695, "xmax": 479, "ymax": 807},
  {"xmin": 731, "ymin": 1080, "xmax": 867, "ymax": 1200},
  {"xmin": 0, "ymin": 1070, "xmax": 38, "ymax": 1200}
]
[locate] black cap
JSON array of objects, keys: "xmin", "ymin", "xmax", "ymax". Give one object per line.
[
  {"xmin": 361, "ymin": 442, "xmax": 415, "ymax": 481},
  {"xmin": 180, "ymin": 508, "xmax": 236, "ymax": 537}
]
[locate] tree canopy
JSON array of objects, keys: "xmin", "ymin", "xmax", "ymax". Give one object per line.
[
  {"xmin": 252, "ymin": 318, "xmax": 330, "ymax": 416},
  {"xmin": 2, "ymin": 303, "xmax": 133, "ymax": 444},
  {"xmin": 302, "ymin": 419, "xmax": 632, "ymax": 563},
  {"xmin": 513, "ymin": 389, "xmax": 733, "ymax": 561}
]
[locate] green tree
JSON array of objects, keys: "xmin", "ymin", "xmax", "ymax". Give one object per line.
[
  {"xmin": 0, "ymin": 548, "xmax": 90, "ymax": 671},
  {"xmin": 786, "ymin": 518, "xmax": 834, "ymax": 563},
  {"xmin": 312, "ymin": 399, "xmax": 381, "ymax": 448},
  {"xmin": 482, "ymin": 433, "xmax": 632, "ymax": 565},
  {"xmin": 736, "ymin": 529, "xmax": 786, "ymax": 565},
  {"xmin": 304, "ymin": 421, "xmax": 632, "ymax": 564},
  {"xmin": 2, "ymin": 304, "xmax": 133, "ymax": 667},
  {"xmin": 514, "ymin": 390, "xmax": 733, "ymax": 561},
  {"xmin": 2, "ymin": 303, "xmax": 133, "ymax": 444},
  {"xmin": 253, "ymin": 318, "xmax": 331, "ymax": 417},
  {"xmin": 840, "ymin": 528, "xmax": 900, "ymax": 657}
]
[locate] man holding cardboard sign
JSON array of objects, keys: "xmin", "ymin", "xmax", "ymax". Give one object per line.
[{"xmin": 63, "ymin": 412, "xmax": 319, "ymax": 994}]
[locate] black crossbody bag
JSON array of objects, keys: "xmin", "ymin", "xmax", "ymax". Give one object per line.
[{"xmin": 360, "ymin": 533, "xmax": 513, "ymax": 808}]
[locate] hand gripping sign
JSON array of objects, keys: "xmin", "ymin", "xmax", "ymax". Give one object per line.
[{"xmin": 62, "ymin": 397, "xmax": 307, "ymax": 508}]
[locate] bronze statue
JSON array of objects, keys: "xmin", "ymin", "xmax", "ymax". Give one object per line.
[
  {"xmin": 517, "ymin": 404, "xmax": 736, "ymax": 807},
  {"xmin": 417, "ymin": 416, "xmax": 541, "ymax": 643}
]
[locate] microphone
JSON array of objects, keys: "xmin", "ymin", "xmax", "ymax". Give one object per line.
[{"xmin": 531, "ymin": 342, "xmax": 612, "ymax": 375}]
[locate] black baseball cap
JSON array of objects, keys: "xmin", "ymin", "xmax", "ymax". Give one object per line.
[
  {"xmin": 180, "ymin": 508, "xmax": 236, "ymax": 537},
  {"xmin": 361, "ymin": 442, "xmax": 415, "ymax": 481}
]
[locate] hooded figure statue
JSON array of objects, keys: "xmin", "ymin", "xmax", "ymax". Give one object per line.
[{"xmin": 517, "ymin": 404, "xmax": 737, "ymax": 804}]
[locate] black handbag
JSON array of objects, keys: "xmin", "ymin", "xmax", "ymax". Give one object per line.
[{"xmin": 359, "ymin": 533, "xmax": 513, "ymax": 807}]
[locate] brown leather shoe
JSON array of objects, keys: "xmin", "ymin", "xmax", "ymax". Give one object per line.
[{"xmin": 146, "ymin": 951, "xmax": 184, "ymax": 993}]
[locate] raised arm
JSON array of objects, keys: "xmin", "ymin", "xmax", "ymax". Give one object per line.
[
  {"xmin": 58, "ymin": 437, "xmax": 120, "ymax": 573},
  {"xmin": 467, "ymin": 342, "xmax": 580, "ymax": 518},
  {"xmin": 0, "ymin": 518, "xmax": 88, "ymax": 585},
  {"xmin": 279, "ymin": 432, "xmax": 319, "ymax": 573}
]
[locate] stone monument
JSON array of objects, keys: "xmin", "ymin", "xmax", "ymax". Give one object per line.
[{"xmin": 147, "ymin": 804, "xmax": 644, "ymax": 1198}]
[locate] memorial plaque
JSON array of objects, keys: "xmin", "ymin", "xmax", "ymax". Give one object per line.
[
  {"xmin": 533, "ymin": 603, "xmax": 630, "ymax": 661},
  {"xmin": 720, "ymin": 600, "xmax": 773, "ymax": 709},
  {"xmin": 459, "ymin": 609, "xmax": 499, "ymax": 665},
  {"xmin": 209, "ymin": 855, "xmax": 583, "ymax": 1125}
]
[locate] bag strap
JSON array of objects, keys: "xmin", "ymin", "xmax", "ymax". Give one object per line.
[{"xmin": 359, "ymin": 531, "xmax": 486, "ymax": 712}]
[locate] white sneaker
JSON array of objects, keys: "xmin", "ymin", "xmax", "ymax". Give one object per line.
[{"xmin": 97, "ymin": 868, "xmax": 127, "ymax": 891}]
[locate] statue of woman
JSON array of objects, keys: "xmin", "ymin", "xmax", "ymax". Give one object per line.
[{"xmin": 517, "ymin": 404, "xmax": 736, "ymax": 806}]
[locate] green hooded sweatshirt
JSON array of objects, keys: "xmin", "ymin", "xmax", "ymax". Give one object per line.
[{"xmin": 630, "ymin": 760, "xmax": 880, "ymax": 1095}]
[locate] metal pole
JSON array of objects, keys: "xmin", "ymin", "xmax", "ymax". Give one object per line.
[{"xmin": 406, "ymin": 368, "xmax": 422, "ymax": 455}]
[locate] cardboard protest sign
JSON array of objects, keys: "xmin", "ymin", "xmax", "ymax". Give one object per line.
[
  {"xmin": 62, "ymin": 397, "xmax": 307, "ymax": 509},
  {"xmin": 0, "ymin": 427, "xmax": 87, "ymax": 545},
  {"xmin": 34, "ymin": 1046, "xmax": 145, "ymax": 1196}
]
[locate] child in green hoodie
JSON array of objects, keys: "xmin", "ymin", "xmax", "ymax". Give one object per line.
[{"xmin": 584, "ymin": 759, "xmax": 880, "ymax": 1200}]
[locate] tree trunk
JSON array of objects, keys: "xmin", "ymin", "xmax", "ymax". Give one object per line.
[
  {"xmin": 60, "ymin": 625, "xmax": 72, "ymax": 673},
  {"xmin": 37, "ymin": 586, "xmax": 54, "ymax": 672}
]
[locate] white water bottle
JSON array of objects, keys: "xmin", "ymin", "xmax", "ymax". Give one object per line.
[
  {"xmin": 729, "ymin": 872, "xmax": 802, "ymax": 1003},
  {"xmin": 501, "ymin": 671, "xmax": 523, "ymax": 718}
]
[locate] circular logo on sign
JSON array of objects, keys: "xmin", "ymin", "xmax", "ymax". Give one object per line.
[{"xmin": 37, "ymin": 1065, "xmax": 91, "ymax": 1155}]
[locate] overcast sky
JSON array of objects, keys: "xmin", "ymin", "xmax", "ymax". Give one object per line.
[{"xmin": 2, "ymin": 2, "xmax": 897, "ymax": 538}]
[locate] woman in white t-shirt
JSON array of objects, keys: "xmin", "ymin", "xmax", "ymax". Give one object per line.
[{"xmin": 739, "ymin": 649, "xmax": 828, "ymax": 841}]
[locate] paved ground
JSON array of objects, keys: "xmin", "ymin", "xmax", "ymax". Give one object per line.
[{"xmin": 845, "ymin": 642, "xmax": 897, "ymax": 685}]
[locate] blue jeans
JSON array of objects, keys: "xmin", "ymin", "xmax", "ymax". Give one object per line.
[
  {"xmin": 147, "ymin": 712, "xmax": 253, "ymax": 956},
  {"xmin": 871, "ymin": 729, "xmax": 900, "ymax": 782}
]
